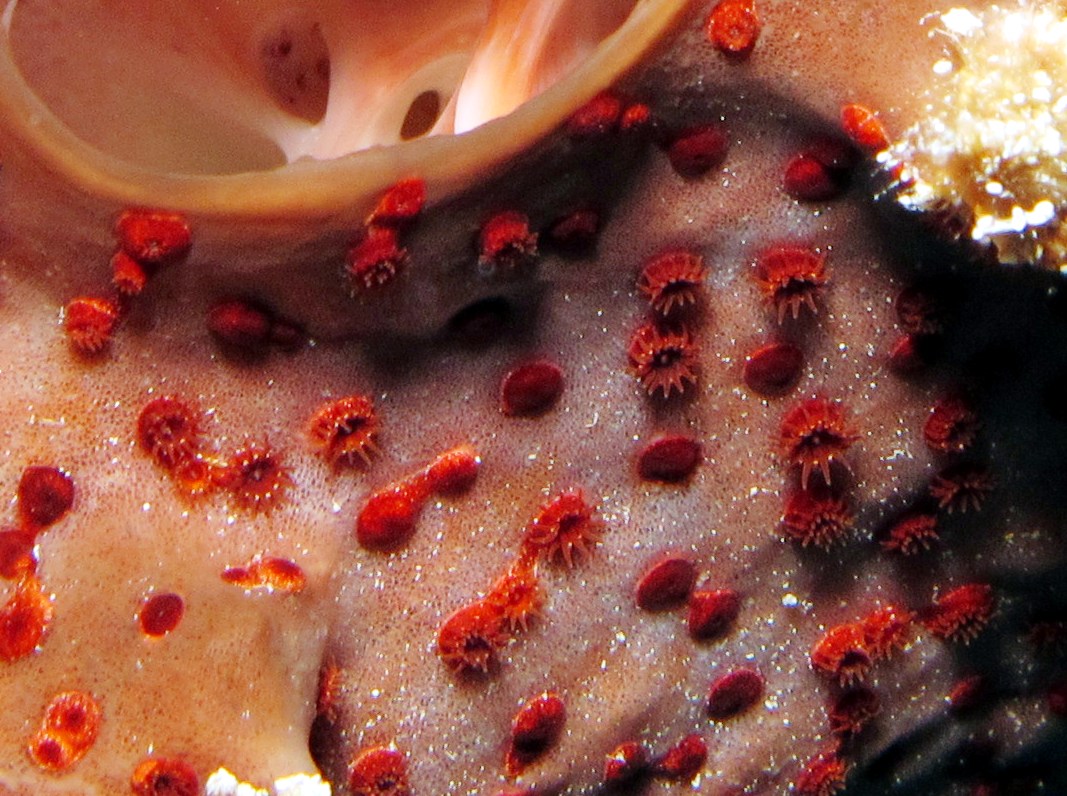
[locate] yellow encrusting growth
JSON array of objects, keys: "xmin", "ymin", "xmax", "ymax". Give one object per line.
[{"xmin": 883, "ymin": 2, "xmax": 1067, "ymax": 269}]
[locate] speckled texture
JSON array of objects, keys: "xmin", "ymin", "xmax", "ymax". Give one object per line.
[{"xmin": 1, "ymin": 2, "xmax": 1066, "ymax": 795}]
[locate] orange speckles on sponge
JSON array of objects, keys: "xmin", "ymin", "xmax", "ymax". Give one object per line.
[
  {"xmin": 131, "ymin": 757, "xmax": 200, "ymax": 796},
  {"xmin": 307, "ymin": 394, "xmax": 380, "ymax": 469},
  {"xmin": 348, "ymin": 746, "xmax": 411, "ymax": 796},
  {"xmin": 64, "ymin": 296, "xmax": 119, "ymax": 355},
  {"xmin": 115, "ymin": 209, "xmax": 192, "ymax": 266},
  {"xmin": 627, "ymin": 322, "xmax": 700, "ymax": 399},
  {"xmin": 705, "ymin": 0, "xmax": 760, "ymax": 58},
  {"xmin": 779, "ymin": 398, "xmax": 858, "ymax": 488},
  {"xmin": 755, "ymin": 245, "xmax": 828, "ymax": 323},
  {"xmin": 0, "ymin": 574, "xmax": 53, "ymax": 662},
  {"xmin": 523, "ymin": 489, "xmax": 604, "ymax": 568},
  {"xmin": 28, "ymin": 690, "xmax": 102, "ymax": 772},
  {"xmin": 505, "ymin": 692, "xmax": 566, "ymax": 777},
  {"xmin": 637, "ymin": 249, "xmax": 707, "ymax": 316}
]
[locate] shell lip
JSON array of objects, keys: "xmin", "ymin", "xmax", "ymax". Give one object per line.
[{"xmin": 0, "ymin": 0, "xmax": 691, "ymax": 217}]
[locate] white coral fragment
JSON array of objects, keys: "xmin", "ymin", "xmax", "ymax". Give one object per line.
[
  {"xmin": 273, "ymin": 773, "xmax": 333, "ymax": 796},
  {"xmin": 884, "ymin": 2, "xmax": 1067, "ymax": 269},
  {"xmin": 206, "ymin": 768, "xmax": 269, "ymax": 796},
  {"xmin": 206, "ymin": 768, "xmax": 332, "ymax": 796}
]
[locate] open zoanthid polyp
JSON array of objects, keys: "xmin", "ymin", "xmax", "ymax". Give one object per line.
[{"xmin": 1, "ymin": 1, "xmax": 1067, "ymax": 794}]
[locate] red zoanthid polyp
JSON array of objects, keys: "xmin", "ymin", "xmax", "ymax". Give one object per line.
[
  {"xmin": 505, "ymin": 692, "xmax": 567, "ymax": 777},
  {"xmin": 778, "ymin": 398, "xmax": 859, "ymax": 488},
  {"xmin": 522, "ymin": 489, "xmax": 604, "ymax": 568},
  {"xmin": 810, "ymin": 623, "xmax": 873, "ymax": 686},
  {"xmin": 635, "ymin": 554, "xmax": 698, "ymax": 611},
  {"xmin": 705, "ymin": 668, "xmax": 764, "ymax": 721},
  {"xmin": 217, "ymin": 443, "xmax": 292, "ymax": 513},
  {"xmin": 652, "ymin": 733, "xmax": 707, "ymax": 783},
  {"xmin": 920, "ymin": 583, "xmax": 995, "ymax": 643},
  {"xmin": 754, "ymin": 245, "xmax": 829, "ymax": 323},
  {"xmin": 636, "ymin": 434, "xmax": 703, "ymax": 483},
  {"xmin": 64, "ymin": 296, "xmax": 119, "ymax": 355},
  {"xmin": 781, "ymin": 484, "xmax": 855, "ymax": 548},
  {"xmin": 478, "ymin": 211, "xmax": 538, "ymax": 272},
  {"xmin": 436, "ymin": 600, "xmax": 509, "ymax": 676},
  {"xmin": 130, "ymin": 757, "xmax": 199, "ymax": 796},
  {"xmin": 346, "ymin": 226, "xmax": 408, "ymax": 291},
  {"xmin": 17, "ymin": 466, "xmax": 74, "ymax": 532},
  {"xmin": 28, "ymin": 690, "xmax": 102, "ymax": 772},
  {"xmin": 347, "ymin": 746, "xmax": 411, "ymax": 796},
  {"xmin": 627, "ymin": 321, "xmax": 700, "ymax": 399},
  {"xmin": 139, "ymin": 592, "xmax": 185, "ymax": 637},
  {"xmin": 136, "ymin": 395, "xmax": 203, "ymax": 472},
  {"xmin": 306, "ymin": 394, "xmax": 380, "ymax": 468},
  {"xmin": 115, "ymin": 209, "xmax": 191, "ymax": 266},
  {"xmin": 705, "ymin": 0, "xmax": 761, "ymax": 57},
  {"xmin": 636, "ymin": 249, "xmax": 707, "ymax": 316},
  {"xmin": 485, "ymin": 557, "xmax": 543, "ymax": 633},
  {"xmin": 500, "ymin": 359, "xmax": 564, "ymax": 417},
  {"xmin": 828, "ymin": 686, "xmax": 881, "ymax": 738},
  {"xmin": 6, "ymin": 1, "xmax": 1067, "ymax": 793}
]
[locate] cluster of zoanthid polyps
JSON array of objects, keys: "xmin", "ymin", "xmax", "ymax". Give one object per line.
[{"xmin": 4, "ymin": 0, "xmax": 1067, "ymax": 795}]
